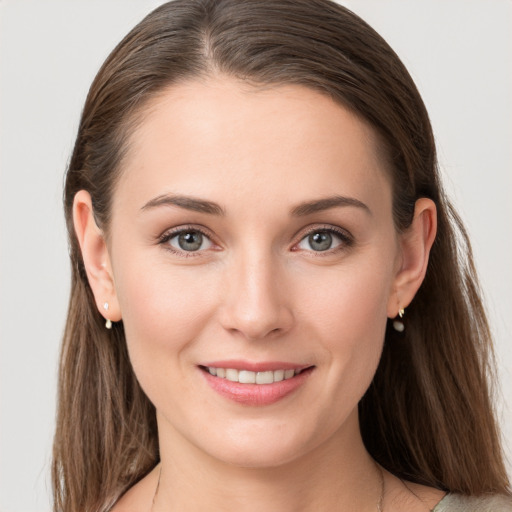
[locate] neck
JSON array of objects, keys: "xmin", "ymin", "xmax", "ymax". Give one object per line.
[{"xmin": 153, "ymin": 411, "xmax": 383, "ymax": 512}]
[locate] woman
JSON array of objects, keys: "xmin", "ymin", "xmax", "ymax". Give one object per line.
[{"xmin": 53, "ymin": 0, "xmax": 512, "ymax": 511}]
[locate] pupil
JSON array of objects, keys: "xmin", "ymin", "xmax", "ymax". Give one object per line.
[
  {"xmin": 178, "ymin": 231, "xmax": 202, "ymax": 251},
  {"xmin": 309, "ymin": 231, "xmax": 332, "ymax": 251}
]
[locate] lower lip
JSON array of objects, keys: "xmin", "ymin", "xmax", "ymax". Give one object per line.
[{"xmin": 200, "ymin": 367, "xmax": 314, "ymax": 406}]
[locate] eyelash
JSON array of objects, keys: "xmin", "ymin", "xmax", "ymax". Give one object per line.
[
  {"xmin": 157, "ymin": 225, "xmax": 214, "ymax": 258},
  {"xmin": 295, "ymin": 225, "xmax": 354, "ymax": 256},
  {"xmin": 157, "ymin": 224, "xmax": 354, "ymax": 257}
]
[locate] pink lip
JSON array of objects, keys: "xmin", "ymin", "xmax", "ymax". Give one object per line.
[
  {"xmin": 199, "ymin": 364, "xmax": 314, "ymax": 406},
  {"xmin": 201, "ymin": 360, "xmax": 309, "ymax": 372}
]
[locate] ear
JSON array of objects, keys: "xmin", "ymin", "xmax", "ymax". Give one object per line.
[
  {"xmin": 387, "ymin": 198, "xmax": 437, "ymax": 317},
  {"xmin": 73, "ymin": 190, "xmax": 122, "ymax": 323}
]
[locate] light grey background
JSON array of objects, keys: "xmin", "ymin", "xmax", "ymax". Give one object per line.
[{"xmin": 0, "ymin": 1, "xmax": 510, "ymax": 511}]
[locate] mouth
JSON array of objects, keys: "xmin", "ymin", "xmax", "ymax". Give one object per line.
[
  {"xmin": 199, "ymin": 365, "xmax": 311, "ymax": 384},
  {"xmin": 198, "ymin": 363, "xmax": 315, "ymax": 406}
]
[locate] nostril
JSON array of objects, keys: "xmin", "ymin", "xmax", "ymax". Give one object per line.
[{"xmin": 218, "ymin": 284, "xmax": 295, "ymax": 341}]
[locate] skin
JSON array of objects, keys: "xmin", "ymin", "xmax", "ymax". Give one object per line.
[{"xmin": 74, "ymin": 76, "xmax": 441, "ymax": 511}]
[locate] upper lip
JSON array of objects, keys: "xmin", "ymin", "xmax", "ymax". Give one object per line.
[{"xmin": 200, "ymin": 360, "xmax": 313, "ymax": 372}]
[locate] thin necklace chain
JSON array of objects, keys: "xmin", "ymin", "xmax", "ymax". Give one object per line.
[
  {"xmin": 151, "ymin": 465, "xmax": 161, "ymax": 512},
  {"xmin": 151, "ymin": 462, "xmax": 386, "ymax": 512},
  {"xmin": 376, "ymin": 462, "xmax": 385, "ymax": 512}
]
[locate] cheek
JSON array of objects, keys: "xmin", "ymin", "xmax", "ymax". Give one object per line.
[
  {"xmin": 298, "ymin": 257, "xmax": 393, "ymax": 340},
  {"xmin": 112, "ymin": 255, "xmax": 218, "ymax": 376},
  {"xmin": 294, "ymin": 254, "xmax": 394, "ymax": 389}
]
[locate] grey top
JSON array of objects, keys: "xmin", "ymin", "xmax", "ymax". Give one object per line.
[{"xmin": 433, "ymin": 493, "xmax": 512, "ymax": 511}]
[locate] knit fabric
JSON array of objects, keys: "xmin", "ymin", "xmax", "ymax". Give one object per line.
[{"xmin": 433, "ymin": 493, "xmax": 512, "ymax": 511}]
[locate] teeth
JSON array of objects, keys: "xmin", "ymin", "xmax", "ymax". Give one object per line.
[
  {"xmin": 225, "ymin": 368, "xmax": 238, "ymax": 382},
  {"xmin": 256, "ymin": 371, "xmax": 273, "ymax": 384},
  {"xmin": 273, "ymin": 369, "xmax": 284, "ymax": 382},
  {"xmin": 239, "ymin": 370, "xmax": 256, "ymax": 384},
  {"xmin": 206, "ymin": 367, "xmax": 305, "ymax": 384},
  {"xmin": 284, "ymin": 369, "xmax": 295, "ymax": 379}
]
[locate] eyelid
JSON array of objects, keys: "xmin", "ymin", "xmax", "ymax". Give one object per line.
[
  {"xmin": 157, "ymin": 224, "xmax": 218, "ymax": 256},
  {"xmin": 292, "ymin": 224, "xmax": 354, "ymax": 254},
  {"xmin": 156, "ymin": 223, "xmax": 353, "ymax": 257}
]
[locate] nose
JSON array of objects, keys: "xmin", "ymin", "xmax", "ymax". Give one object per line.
[{"xmin": 219, "ymin": 249, "xmax": 294, "ymax": 341}]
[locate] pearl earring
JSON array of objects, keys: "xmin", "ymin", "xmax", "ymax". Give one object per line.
[
  {"xmin": 104, "ymin": 302, "xmax": 112, "ymax": 329},
  {"xmin": 393, "ymin": 308, "xmax": 405, "ymax": 332}
]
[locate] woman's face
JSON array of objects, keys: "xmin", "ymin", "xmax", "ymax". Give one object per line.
[{"xmin": 108, "ymin": 76, "xmax": 403, "ymax": 467}]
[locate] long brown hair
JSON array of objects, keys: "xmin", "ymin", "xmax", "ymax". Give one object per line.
[{"xmin": 53, "ymin": 1, "xmax": 511, "ymax": 510}]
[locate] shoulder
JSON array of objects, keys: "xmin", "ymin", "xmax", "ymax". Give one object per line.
[{"xmin": 433, "ymin": 493, "xmax": 512, "ymax": 512}]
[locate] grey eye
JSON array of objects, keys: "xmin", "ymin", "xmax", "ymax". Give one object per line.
[
  {"xmin": 307, "ymin": 231, "xmax": 333, "ymax": 251},
  {"xmin": 297, "ymin": 229, "xmax": 345, "ymax": 252},
  {"xmin": 169, "ymin": 230, "xmax": 212, "ymax": 252}
]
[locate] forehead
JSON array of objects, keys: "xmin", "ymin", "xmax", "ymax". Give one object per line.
[{"xmin": 114, "ymin": 76, "xmax": 391, "ymax": 215}]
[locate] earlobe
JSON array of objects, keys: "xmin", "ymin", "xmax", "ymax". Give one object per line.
[
  {"xmin": 387, "ymin": 198, "xmax": 437, "ymax": 318},
  {"xmin": 73, "ymin": 190, "xmax": 122, "ymax": 323}
]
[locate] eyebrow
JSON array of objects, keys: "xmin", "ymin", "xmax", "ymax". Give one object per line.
[
  {"xmin": 140, "ymin": 194, "xmax": 225, "ymax": 216},
  {"xmin": 140, "ymin": 193, "xmax": 370, "ymax": 217},
  {"xmin": 291, "ymin": 195, "xmax": 371, "ymax": 217}
]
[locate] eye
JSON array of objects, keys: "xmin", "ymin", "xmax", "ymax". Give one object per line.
[
  {"xmin": 163, "ymin": 228, "xmax": 213, "ymax": 253},
  {"xmin": 296, "ymin": 228, "xmax": 350, "ymax": 252}
]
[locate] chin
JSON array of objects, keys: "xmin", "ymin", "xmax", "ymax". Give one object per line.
[
  {"xmin": 213, "ymin": 444, "xmax": 306, "ymax": 469},
  {"xmin": 197, "ymin": 421, "xmax": 323, "ymax": 469}
]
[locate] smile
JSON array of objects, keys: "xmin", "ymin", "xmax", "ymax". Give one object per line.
[
  {"xmin": 203, "ymin": 366, "xmax": 305, "ymax": 384},
  {"xmin": 199, "ymin": 364, "xmax": 314, "ymax": 406}
]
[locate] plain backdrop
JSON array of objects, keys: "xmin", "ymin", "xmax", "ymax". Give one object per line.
[{"xmin": 0, "ymin": 1, "xmax": 510, "ymax": 511}]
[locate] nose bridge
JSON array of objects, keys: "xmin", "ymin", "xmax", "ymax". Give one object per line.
[{"xmin": 220, "ymin": 242, "xmax": 293, "ymax": 340}]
